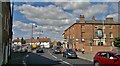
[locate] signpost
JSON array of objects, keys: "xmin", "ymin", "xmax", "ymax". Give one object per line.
[{"xmin": 97, "ymin": 29, "xmax": 103, "ymax": 46}]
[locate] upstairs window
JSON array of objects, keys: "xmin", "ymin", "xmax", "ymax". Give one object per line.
[
  {"xmin": 82, "ymin": 32, "xmax": 85, "ymax": 38},
  {"xmin": 109, "ymin": 25, "xmax": 112, "ymax": 29},
  {"xmin": 109, "ymin": 32, "xmax": 113, "ymax": 38}
]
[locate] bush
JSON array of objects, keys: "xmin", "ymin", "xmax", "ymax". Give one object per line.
[{"xmin": 113, "ymin": 37, "xmax": 120, "ymax": 47}]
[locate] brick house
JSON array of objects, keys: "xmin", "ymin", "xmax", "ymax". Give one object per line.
[
  {"xmin": 0, "ymin": 2, "xmax": 13, "ymax": 65},
  {"xmin": 62, "ymin": 15, "xmax": 120, "ymax": 53}
]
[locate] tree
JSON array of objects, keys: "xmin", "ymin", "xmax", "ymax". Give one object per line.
[
  {"xmin": 57, "ymin": 42, "xmax": 62, "ymax": 46},
  {"xmin": 113, "ymin": 37, "xmax": 120, "ymax": 47},
  {"xmin": 21, "ymin": 37, "xmax": 26, "ymax": 44}
]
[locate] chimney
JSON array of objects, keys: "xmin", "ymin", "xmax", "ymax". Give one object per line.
[
  {"xmin": 37, "ymin": 37, "xmax": 39, "ymax": 39},
  {"xmin": 80, "ymin": 15, "xmax": 85, "ymax": 22},
  {"xmin": 106, "ymin": 17, "xmax": 113, "ymax": 22},
  {"xmin": 92, "ymin": 16, "xmax": 95, "ymax": 21},
  {"xmin": 17, "ymin": 37, "xmax": 19, "ymax": 39}
]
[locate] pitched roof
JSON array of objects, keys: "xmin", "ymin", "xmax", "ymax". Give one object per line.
[
  {"xmin": 85, "ymin": 20, "xmax": 120, "ymax": 24},
  {"xmin": 13, "ymin": 38, "xmax": 51, "ymax": 43},
  {"xmin": 12, "ymin": 39, "xmax": 21, "ymax": 42},
  {"xmin": 26, "ymin": 38, "xmax": 51, "ymax": 43}
]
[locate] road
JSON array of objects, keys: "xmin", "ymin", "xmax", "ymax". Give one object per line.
[{"xmin": 23, "ymin": 49, "xmax": 94, "ymax": 66}]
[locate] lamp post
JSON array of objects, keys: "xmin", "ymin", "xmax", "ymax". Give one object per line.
[
  {"xmin": 39, "ymin": 30, "xmax": 43, "ymax": 46},
  {"xmin": 31, "ymin": 24, "xmax": 37, "ymax": 38},
  {"xmin": 31, "ymin": 23, "xmax": 37, "ymax": 46}
]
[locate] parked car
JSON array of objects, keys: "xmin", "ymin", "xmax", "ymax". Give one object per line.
[
  {"xmin": 93, "ymin": 51, "xmax": 120, "ymax": 66},
  {"xmin": 51, "ymin": 46, "xmax": 57, "ymax": 50},
  {"xmin": 53, "ymin": 46, "xmax": 61, "ymax": 54},
  {"xmin": 21, "ymin": 47, "xmax": 27, "ymax": 52},
  {"xmin": 36, "ymin": 47, "xmax": 44, "ymax": 53},
  {"xmin": 62, "ymin": 49, "xmax": 77, "ymax": 59}
]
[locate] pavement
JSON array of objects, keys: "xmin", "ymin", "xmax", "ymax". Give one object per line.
[
  {"xmin": 76, "ymin": 51, "xmax": 95, "ymax": 62},
  {"xmin": 7, "ymin": 51, "xmax": 28, "ymax": 66}
]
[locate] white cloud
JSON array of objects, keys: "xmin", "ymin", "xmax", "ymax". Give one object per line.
[
  {"xmin": 107, "ymin": 13, "xmax": 118, "ymax": 22},
  {"xmin": 15, "ymin": 4, "xmax": 75, "ymax": 27},
  {"xmin": 54, "ymin": 1, "xmax": 90, "ymax": 10},
  {"xmin": 13, "ymin": 21, "xmax": 32, "ymax": 32},
  {"xmin": 13, "ymin": 20, "xmax": 69, "ymax": 40},
  {"xmin": 73, "ymin": 4, "xmax": 108, "ymax": 18}
]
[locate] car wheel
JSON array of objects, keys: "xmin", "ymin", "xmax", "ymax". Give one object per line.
[
  {"xmin": 62, "ymin": 54, "xmax": 64, "ymax": 57},
  {"xmin": 75, "ymin": 56, "xmax": 77, "ymax": 59},
  {"xmin": 94, "ymin": 62, "xmax": 100, "ymax": 66},
  {"xmin": 65, "ymin": 55, "xmax": 68, "ymax": 59}
]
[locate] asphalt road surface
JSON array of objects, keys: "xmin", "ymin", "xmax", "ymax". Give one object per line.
[{"xmin": 23, "ymin": 49, "xmax": 94, "ymax": 66}]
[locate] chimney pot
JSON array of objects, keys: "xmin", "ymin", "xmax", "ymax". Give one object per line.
[
  {"xmin": 106, "ymin": 17, "xmax": 113, "ymax": 21},
  {"xmin": 92, "ymin": 16, "xmax": 95, "ymax": 20}
]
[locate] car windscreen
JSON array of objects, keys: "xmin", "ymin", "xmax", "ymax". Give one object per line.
[
  {"xmin": 56, "ymin": 47, "xmax": 60, "ymax": 49},
  {"xmin": 67, "ymin": 49, "xmax": 74, "ymax": 52}
]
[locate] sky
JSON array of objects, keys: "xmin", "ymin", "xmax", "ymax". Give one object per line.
[{"xmin": 11, "ymin": 0, "xmax": 120, "ymax": 42}]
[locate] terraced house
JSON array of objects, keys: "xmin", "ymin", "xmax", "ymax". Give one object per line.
[
  {"xmin": 0, "ymin": 2, "xmax": 13, "ymax": 65},
  {"xmin": 62, "ymin": 15, "xmax": 120, "ymax": 53}
]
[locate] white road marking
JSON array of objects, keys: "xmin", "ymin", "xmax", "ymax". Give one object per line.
[
  {"xmin": 26, "ymin": 55, "xmax": 29, "ymax": 57},
  {"xmin": 48, "ymin": 50, "xmax": 73, "ymax": 66},
  {"xmin": 48, "ymin": 50, "xmax": 57, "ymax": 59},
  {"xmin": 23, "ymin": 54, "xmax": 29, "ymax": 66},
  {"xmin": 77, "ymin": 56, "xmax": 93, "ymax": 62},
  {"xmin": 23, "ymin": 60, "xmax": 26, "ymax": 66}
]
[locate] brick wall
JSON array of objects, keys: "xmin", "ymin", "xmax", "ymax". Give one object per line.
[{"xmin": 75, "ymin": 44, "xmax": 113, "ymax": 54}]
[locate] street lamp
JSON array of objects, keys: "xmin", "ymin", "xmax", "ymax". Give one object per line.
[
  {"xmin": 31, "ymin": 24, "xmax": 37, "ymax": 38},
  {"xmin": 38, "ymin": 30, "xmax": 43, "ymax": 45},
  {"xmin": 31, "ymin": 23, "xmax": 37, "ymax": 44}
]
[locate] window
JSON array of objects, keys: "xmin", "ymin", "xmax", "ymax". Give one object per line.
[
  {"xmin": 95, "ymin": 25, "xmax": 98, "ymax": 29},
  {"xmin": 82, "ymin": 32, "xmax": 85, "ymax": 38},
  {"xmin": 82, "ymin": 25, "xmax": 85, "ymax": 29},
  {"xmin": 109, "ymin": 25, "xmax": 112, "ymax": 29},
  {"xmin": 110, "ymin": 41, "xmax": 113, "ymax": 46},
  {"xmin": 99, "ymin": 52, "xmax": 108, "ymax": 58},
  {"xmin": 109, "ymin": 53, "xmax": 117, "ymax": 59},
  {"xmin": 4, "ymin": 15, "xmax": 7, "ymax": 30},
  {"xmin": 109, "ymin": 32, "xmax": 113, "ymax": 38},
  {"xmin": 116, "ymin": 55, "xmax": 120, "ymax": 58}
]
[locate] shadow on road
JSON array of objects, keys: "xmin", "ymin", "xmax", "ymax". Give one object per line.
[
  {"xmin": 6, "ymin": 51, "xmax": 28, "ymax": 66},
  {"xmin": 24, "ymin": 53, "xmax": 62, "ymax": 66}
]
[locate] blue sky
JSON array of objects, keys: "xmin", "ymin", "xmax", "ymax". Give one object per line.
[{"xmin": 12, "ymin": 0, "xmax": 119, "ymax": 42}]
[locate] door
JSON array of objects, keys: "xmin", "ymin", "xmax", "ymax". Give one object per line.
[{"xmin": 98, "ymin": 52, "xmax": 109, "ymax": 64}]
